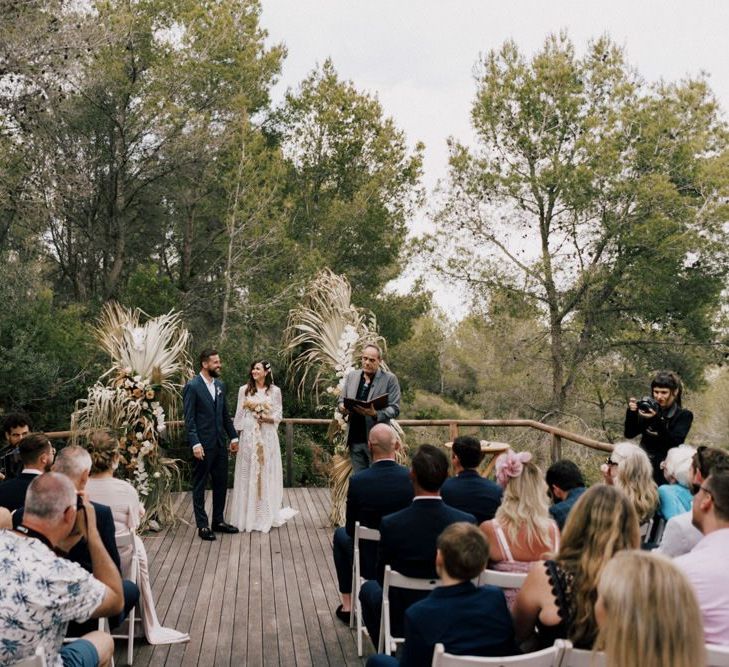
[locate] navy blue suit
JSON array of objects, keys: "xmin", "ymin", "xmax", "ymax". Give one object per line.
[
  {"xmin": 367, "ymin": 581, "xmax": 519, "ymax": 666},
  {"xmin": 441, "ymin": 470, "xmax": 502, "ymax": 524},
  {"xmin": 183, "ymin": 374, "xmax": 238, "ymax": 528},
  {"xmin": 333, "ymin": 460, "xmax": 414, "ymax": 593},
  {"xmin": 549, "ymin": 486, "xmax": 586, "ymax": 530},
  {"xmin": 359, "ymin": 498, "xmax": 477, "ymax": 646},
  {"xmin": 0, "ymin": 471, "xmax": 38, "ymax": 512}
]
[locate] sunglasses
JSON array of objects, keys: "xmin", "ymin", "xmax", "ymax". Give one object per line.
[{"xmin": 605, "ymin": 457, "xmax": 618, "ymax": 467}]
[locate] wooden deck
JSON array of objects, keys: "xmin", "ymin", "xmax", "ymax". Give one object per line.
[{"xmin": 120, "ymin": 488, "xmax": 370, "ymax": 666}]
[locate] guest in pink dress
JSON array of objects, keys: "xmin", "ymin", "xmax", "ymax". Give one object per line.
[
  {"xmin": 85, "ymin": 430, "xmax": 190, "ymax": 646},
  {"xmin": 480, "ymin": 450, "xmax": 560, "ymax": 606}
]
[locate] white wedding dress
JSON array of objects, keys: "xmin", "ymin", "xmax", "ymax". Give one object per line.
[{"xmin": 228, "ymin": 384, "xmax": 298, "ymax": 532}]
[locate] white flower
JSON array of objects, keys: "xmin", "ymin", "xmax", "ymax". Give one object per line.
[
  {"xmin": 133, "ymin": 374, "xmax": 142, "ymax": 382},
  {"xmin": 153, "ymin": 471, "xmax": 161, "ymax": 479},
  {"xmin": 135, "ymin": 432, "xmax": 143, "ymax": 441}
]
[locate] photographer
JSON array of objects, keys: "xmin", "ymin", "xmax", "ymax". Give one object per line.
[{"xmin": 624, "ymin": 370, "xmax": 693, "ymax": 485}]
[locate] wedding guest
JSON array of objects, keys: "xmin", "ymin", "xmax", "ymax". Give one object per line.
[
  {"xmin": 332, "ymin": 423, "xmax": 413, "ymax": 624},
  {"xmin": 0, "ymin": 411, "xmax": 32, "ymax": 480},
  {"xmin": 601, "ymin": 441, "xmax": 658, "ymax": 525},
  {"xmin": 0, "ymin": 473, "xmax": 123, "ymax": 667},
  {"xmin": 480, "ymin": 450, "xmax": 560, "ymax": 605},
  {"xmin": 0, "ymin": 432, "xmax": 55, "ymax": 511},
  {"xmin": 338, "ymin": 343, "xmax": 401, "ymax": 472},
  {"xmin": 359, "ymin": 444, "xmax": 476, "ymax": 648},
  {"xmin": 366, "ymin": 523, "xmax": 518, "ymax": 666},
  {"xmin": 595, "ymin": 551, "xmax": 703, "ymax": 667},
  {"xmin": 0, "ymin": 505, "xmax": 11, "ymax": 528},
  {"xmin": 657, "ymin": 445, "xmax": 695, "ymax": 520},
  {"xmin": 85, "ymin": 430, "xmax": 190, "ymax": 645},
  {"xmin": 657, "ymin": 445, "xmax": 729, "ymax": 557},
  {"xmin": 674, "ymin": 468, "xmax": 729, "ymax": 644},
  {"xmin": 545, "ymin": 459, "xmax": 586, "ymax": 530},
  {"xmin": 512, "ymin": 484, "xmax": 640, "ymax": 649},
  {"xmin": 441, "ymin": 435, "xmax": 502, "ymax": 523},
  {"xmin": 12, "ymin": 445, "xmax": 140, "ymax": 635}
]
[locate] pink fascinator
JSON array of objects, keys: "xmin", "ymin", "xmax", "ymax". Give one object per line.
[{"xmin": 495, "ymin": 450, "xmax": 533, "ymax": 488}]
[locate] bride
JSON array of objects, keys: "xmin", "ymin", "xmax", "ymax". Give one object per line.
[{"xmin": 228, "ymin": 359, "xmax": 298, "ymax": 532}]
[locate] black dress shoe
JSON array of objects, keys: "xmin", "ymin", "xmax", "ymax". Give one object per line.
[
  {"xmin": 335, "ymin": 604, "xmax": 351, "ymax": 624},
  {"xmin": 211, "ymin": 521, "xmax": 239, "ymax": 534},
  {"xmin": 198, "ymin": 527, "xmax": 216, "ymax": 541}
]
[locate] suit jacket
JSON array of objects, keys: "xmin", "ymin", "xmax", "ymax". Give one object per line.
[
  {"xmin": 440, "ymin": 470, "xmax": 502, "ymax": 524},
  {"xmin": 338, "ymin": 368, "xmax": 401, "ymax": 444},
  {"xmin": 183, "ymin": 374, "xmax": 238, "ymax": 450},
  {"xmin": 549, "ymin": 486, "xmax": 586, "ymax": 530},
  {"xmin": 345, "ymin": 460, "xmax": 414, "ymax": 579},
  {"xmin": 14, "ymin": 500, "xmax": 122, "ymax": 574},
  {"xmin": 398, "ymin": 582, "xmax": 519, "ymax": 666},
  {"xmin": 0, "ymin": 471, "xmax": 38, "ymax": 512},
  {"xmin": 377, "ymin": 498, "xmax": 476, "ymax": 635}
]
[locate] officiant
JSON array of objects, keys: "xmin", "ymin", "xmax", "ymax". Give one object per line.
[{"xmin": 338, "ymin": 343, "xmax": 401, "ymax": 472}]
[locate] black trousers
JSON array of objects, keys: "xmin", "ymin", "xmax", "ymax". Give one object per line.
[{"xmin": 192, "ymin": 445, "xmax": 229, "ymax": 528}]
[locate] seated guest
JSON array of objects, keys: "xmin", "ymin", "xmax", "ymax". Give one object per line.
[
  {"xmin": 657, "ymin": 445, "xmax": 695, "ymax": 520},
  {"xmin": 512, "ymin": 484, "xmax": 640, "ymax": 649},
  {"xmin": 601, "ymin": 442, "xmax": 658, "ymax": 525},
  {"xmin": 359, "ymin": 444, "xmax": 476, "ymax": 648},
  {"xmin": 85, "ymin": 430, "xmax": 190, "ymax": 644},
  {"xmin": 15, "ymin": 445, "xmax": 140, "ymax": 632},
  {"xmin": 0, "ymin": 432, "xmax": 55, "ymax": 510},
  {"xmin": 0, "ymin": 505, "xmax": 11, "ymax": 528},
  {"xmin": 0, "ymin": 472, "xmax": 124, "ymax": 667},
  {"xmin": 545, "ymin": 459, "xmax": 586, "ymax": 530},
  {"xmin": 674, "ymin": 468, "xmax": 729, "ymax": 644},
  {"xmin": 480, "ymin": 450, "xmax": 560, "ymax": 605},
  {"xmin": 595, "ymin": 551, "xmax": 703, "ymax": 667},
  {"xmin": 332, "ymin": 423, "xmax": 413, "ymax": 624},
  {"xmin": 0, "ymin": 411, "xmax": 32, "ymax": 480},
  {"xmin": 657, "ymin": 445, "xmax": 729, "ymax": 557},
  {"xmin": 441, "ymin": 435, "xmax": 502, "ymax": 523},
  {"xmin": 366, "ymin": 523, "xmax": 519, "ymax": 666}
]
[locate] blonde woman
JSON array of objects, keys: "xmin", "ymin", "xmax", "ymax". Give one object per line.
[
  {"xmin": 85, "ymin": 430, "xmax": 190, "ymax": 645},
  {"xmin": 595, "ymin": 551, "xmax": 704, "ymax": 667},
  {"xmin": 601, "ymin": 441, "xmax": 658, "ymax": 525},
  {"xmin": 480, "ymin": 450, "xmax": 559, "ymax": 605},
  {"xmin": 512, "ymin": 485, "xmax": 640, "ymax": 649}
]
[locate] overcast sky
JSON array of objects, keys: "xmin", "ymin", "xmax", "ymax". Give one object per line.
[{"xmin": 259, "ymin": 1, "xmax": 729, "ymax": 317}]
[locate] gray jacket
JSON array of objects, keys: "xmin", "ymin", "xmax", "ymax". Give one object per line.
[{"xmin": 338, "ymin": 368, "xmax": 401, "ymax": 442}]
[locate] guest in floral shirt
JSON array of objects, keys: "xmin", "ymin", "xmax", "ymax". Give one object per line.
[{"xmin": 0, "ymin": 473, "xmax": 123, "ymax": 667}]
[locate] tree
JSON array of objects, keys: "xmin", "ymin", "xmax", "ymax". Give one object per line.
[
  {"xmin": 425, "ymin": 33, "xmax": 729, "ymax": 422},
  {"xmin": 272, "ymin": 60, "xmax": 425, "ymax": 301}
]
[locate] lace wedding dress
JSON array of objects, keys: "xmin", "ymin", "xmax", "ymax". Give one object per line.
[{"xmin": 228, "ymin": 384, "xmax": 298, "ymax": 532}]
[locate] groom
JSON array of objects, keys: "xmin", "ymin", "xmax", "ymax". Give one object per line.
[{"xmin": 183, "ymin": 348, "xmax": 240, "ymax": 541}]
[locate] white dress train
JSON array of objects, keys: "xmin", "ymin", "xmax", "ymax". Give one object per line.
[{"xmin": 228, "ymin": 384, "xmax": 298, "ymax": 532}]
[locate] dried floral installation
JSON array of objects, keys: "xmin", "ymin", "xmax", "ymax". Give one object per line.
[{"xmin": 71, "ymin": 302, "xmax": 192, "ymax": 529}]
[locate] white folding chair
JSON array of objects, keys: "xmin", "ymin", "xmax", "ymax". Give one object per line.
[
  {"xmin": 13, "ymin": 645, "xmax": 47, "ymax": 667},
  {"xmin": 63, "ymin": 615, "xmax": 114, "ymax": 667},
  {"xmin": 110, "ymin": 531, "xmax": 140, "ymax": 665},
  {"xmin": 431, "ymin": 639, "xmax": 568, "ymax": 666},
  {"xmin": 559, "ymin": 642, "xmax": 606, "ymax": 667},
  {"xmin": 350, "ymin": 522, "xmax": 381, "ymax": 656},
  {"xmin": 639, "ymin": 519, "xmax": 653, "ymax": 545},
  {"xmin": 378, "ymin": 565, "xmax": 439, "ymax": 655},
  {"xmin": 478, "ymin": 569, "xmax": 528, "ymax": 589},
  {"xmin": 707, "ymin": 643, "xmax": 729, "ymax": 667}
]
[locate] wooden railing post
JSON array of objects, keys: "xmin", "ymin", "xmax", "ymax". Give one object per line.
[
  {"xmin": 286, "ymin": 421, "xmax": 294, "ymax": 488},
  {"xmin": 551, "ymin": 433, "xmax": 562, "ymax": 463},
  {"xmin": 449, "ymin": 422, "xmax": 459, "ymax": 442}
]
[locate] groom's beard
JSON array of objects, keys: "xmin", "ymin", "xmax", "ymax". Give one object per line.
[{"xmin": 207, "ymin": 368, "xmax": 221, "ymax": 378}]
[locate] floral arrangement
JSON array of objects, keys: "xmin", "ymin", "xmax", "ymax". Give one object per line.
[
  {"xmin": 72, "ymin": 302, "xmax": 191, "ymax": 529},
  {"xmin": 283, "ymin": 269, "xmax": 405, "ymax": 525},
  {"xmin": 243, "ymin": 395, "xmax": 272, "ymax": 499}
]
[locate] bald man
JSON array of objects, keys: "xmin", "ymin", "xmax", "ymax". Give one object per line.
[{"xmin": 332, "ymin": 423, "xmax": 414, "ymax": 623}]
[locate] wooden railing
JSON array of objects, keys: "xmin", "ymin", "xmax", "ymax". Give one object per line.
[{"xmin": 46, "ymin": 418, "xmax": 613, "ymax": 487}]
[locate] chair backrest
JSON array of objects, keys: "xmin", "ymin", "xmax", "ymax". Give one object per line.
[
  {"xmin": 13, "ymin": 645, "xmax": 47, "ymax": 667},
  {"xmin": 115, "ymin": 530, "xmax": 138, "ymax": 581},
  {"xmin": 385, "ymin": 565, "xmax": 439, "ymax": 592},
  {"xmin": 559, "ymin": 644, "xmax": 606, "ymax": 667},
  {"xmin": 354, "ymin": 522, "xmax": 381, "ymax": 544},
  {"xmin": 431, "ymin": 639, "xmax": 567, "ymax": 666},
  {"xmin": 478, "ymin": 569, "xmax": 528, "ymax": 589},
  {"xmin": 707, "ymin": 643, "xmax": 729, "ymax": 667}
]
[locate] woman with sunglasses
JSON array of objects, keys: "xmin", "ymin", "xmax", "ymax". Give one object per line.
[{"xmin": 601, "ymin": 442, "xmax": 658, "ymax": 526}]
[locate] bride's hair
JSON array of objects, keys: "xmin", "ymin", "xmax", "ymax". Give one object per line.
[{"xmin": 245, "ymin": 359, "xmax": 273, "ymax": 396}]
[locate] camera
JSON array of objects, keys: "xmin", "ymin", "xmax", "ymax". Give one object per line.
[{"xmin": 636, "ymin": 396, "xmax": 660, "ymax": 413}]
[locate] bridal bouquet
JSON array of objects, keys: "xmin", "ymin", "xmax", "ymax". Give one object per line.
[{"xmin": 243, "ymin": 397, "xmax": 272, "ymax": 498}]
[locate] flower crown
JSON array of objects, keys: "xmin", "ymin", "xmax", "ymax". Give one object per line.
[{"xmin": 494, "ymin": 449, "xmax": 533, "ymax": 488}]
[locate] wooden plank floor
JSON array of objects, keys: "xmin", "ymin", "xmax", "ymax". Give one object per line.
[{"xmin": 117, "ymin": 488, "xmax": 372, "ymax": 666}]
